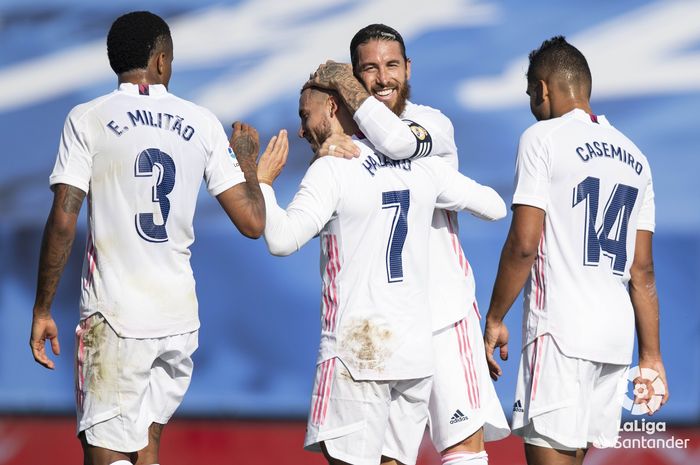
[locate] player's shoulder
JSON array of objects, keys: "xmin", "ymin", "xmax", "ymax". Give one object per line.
[
  {"xmin": 403, "ymin": 101, "xmax": 453, "ymax": 129},
  {"xmin": 65, "ymin": 91, "xmax": 119, "ymax": 123},
  {"xmin": 519, "ymin": 115, "xmax": 575, "ymax": 149},
  {"xmin": 167, "ymin": 92, "xmax": 221, "ymax": 125}
]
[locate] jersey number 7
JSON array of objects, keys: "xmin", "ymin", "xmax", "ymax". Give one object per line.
[{"xmin": 382, "ymin": 190, "xmax": 410, "ymax": 283}]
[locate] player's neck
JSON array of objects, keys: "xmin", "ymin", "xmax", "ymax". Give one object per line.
[
  {"xmin": 336, "ymin": 108, "xmax": 359, "ymax": 136},
  {"xmin": 552, "ymin": 98, "xmax": 593, "ymax": 119},
  {"xmin": 117, "ymin": 70, "xmax": 168, "ymax": 89}
]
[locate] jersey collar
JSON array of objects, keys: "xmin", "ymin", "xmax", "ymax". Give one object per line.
[
  {"xmin": 565, "ymin": 108, "xmax": 611, "ymax": 127},
  {"xmin": 118, "ymin": 83, "xmax": 168, "ymax": 96}
]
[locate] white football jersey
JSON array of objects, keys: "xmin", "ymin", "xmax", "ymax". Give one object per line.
[
  {"xmin": 354, "ymin": 98, "xmax": 477, "ymax": 330},
  {"xmin": 513, "ymin": 109, "xmax": 655, "ymax": 365},
  {"xmin": 263, "ymin": 139, "xmax": 505, "ymax": 381},
  {"xmin": 50, "ymin": 83, "xmax": 245, "ymax": 338}
]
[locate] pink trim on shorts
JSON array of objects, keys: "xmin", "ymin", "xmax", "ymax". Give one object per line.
[
  {"xmin": 322, "ymin": 235, "xmax": 341, "ymax": 332},
  {"xmin": 444, "ymin": 210, "xmax": 470, "ymax": 277},
  {"xmin": 455, "ymin": 318, "xmax": 480, "ymax": 408},
  {"xmin": 311, "ymin": 358, "xmax": 336, "ymax": 426},
  {"xmin": 531, "ymin": 335, "xmax": 546, "ymax": 401}
]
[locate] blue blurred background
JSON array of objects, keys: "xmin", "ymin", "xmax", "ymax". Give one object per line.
[{"xmin": 1, "ymin": 0, "xmax": 698, "ymax": 424}]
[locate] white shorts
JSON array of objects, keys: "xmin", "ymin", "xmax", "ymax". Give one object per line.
[
  {"xmin": 304, "ymin": 358, "xmax": 432, "ymax": 465},
  {"xmin": 75, "ymin": 313, "xmax": 198, "ymax": 452},
  {"xmin": 424, "ymin": 312, "xmax": 510, "ymax": 452},
  {"xmin": 511, "ymin": 334, "xmax": 628, "ymax": 450}
]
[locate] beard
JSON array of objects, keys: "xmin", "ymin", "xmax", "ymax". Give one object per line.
[
  {"xmin": 310, "ymin": 117, "xmax": 334, "ymax": 153},
  {"xmin": 390, "ymin": 81, "xmax": 411, "ymax": 117}
]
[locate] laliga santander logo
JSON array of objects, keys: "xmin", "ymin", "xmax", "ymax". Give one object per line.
[{"xmin": 623, "ymin": 366, "xmax": 666, "ymax": 415}]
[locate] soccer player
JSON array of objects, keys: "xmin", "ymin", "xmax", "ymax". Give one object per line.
[
  {"xmin": 308, "ymin": 24, "xmax": 510, "ymax": 465},
  {"xmin": 483, "ymin": 36, "xmax": 668, "ymax": 465},
  {"xmin": 28, "ymin": 11, "xmax": 267, "ymax": 465},
  {"xmin": 256, "ymin": 83, "xmax": 506, "ymax": 465}
]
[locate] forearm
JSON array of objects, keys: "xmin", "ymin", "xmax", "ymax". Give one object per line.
[
  {"xmin": 261, "ymin": 185, "xmax": 321, "ymax": 256},
  {"xmin": 332, "ymin": 74, "xmax": 371, "ymax": 114},
  {"xmin": 630, "ymin": 266, "xmax": 661, "ymax": 358},
  {"xmin": 236, "ymin": 153, "xmax": 266, "ymax": 237},
  {"xmin": 486, "ymin": 239, "xmax": 536, "ymax": 323},
  {"xmin": 33, "ymin": 185, "xmax": 83, "ymax": 315},
  {"xmin": 436, "ymin": 172, "xmax": 507, "ymax": 221},
  {"xmin": 353, "ymin": 97, "xmax": 418, "ymax": 159}
]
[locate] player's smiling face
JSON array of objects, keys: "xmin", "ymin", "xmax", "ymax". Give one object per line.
[
  {"xmin": 355, "ymin": 39, "xmax": 411, "ymax": 116},
  {"xmin": 298, "ymin": 88, "xmax": 333, "ymax": 153}
]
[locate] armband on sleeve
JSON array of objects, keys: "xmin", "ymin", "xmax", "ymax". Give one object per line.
[{"xmin": 403, "ymin": 119, "xmax": 433, "ymax": 158}]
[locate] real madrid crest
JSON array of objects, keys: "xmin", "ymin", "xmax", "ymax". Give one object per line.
[{"xmin": 410, "ymin": 124, "xmax": 428, "ymax": 141}]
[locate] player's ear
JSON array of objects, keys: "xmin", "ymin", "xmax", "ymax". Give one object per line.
[
  {"xmin": 156, "ymin": 52, "xmax": 167, "ymax": 76},
  {"xmin": 327, "ymin": 94, "xmax": 339, "ymax": 118},
  {"xmin": 535, "ymin": 79, "xmax": 548, "ymax": 105},
  {"xmin": 405, "ymin": 57, "xmax": 411, "ymax": 80}
]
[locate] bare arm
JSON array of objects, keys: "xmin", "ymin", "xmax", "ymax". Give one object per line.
[
  {"xmin": 484, "ymin": 205, "xmax": 545, "ymax": 380},
  {"xmin": 217, "ymin": 121, "xmax": 266, "ymax": 239},
  {"xmin": 629, "ymin": 229, "xmax": 668, "ymax": 410},
  {"xmin": 309, "ymin": 61, "xmax": 370, "ymax": 114},
  {"xmin": 30, "ymin": 184, "xmax": 85, "ymax": 369}
]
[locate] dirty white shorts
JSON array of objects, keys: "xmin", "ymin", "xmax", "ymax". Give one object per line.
[
  {"xmin": 511, "ymin": 334, "xmax": 628, "ymax": 450},
  {"xmin": 304, "ymin": 357, "xmax": 432, "ymax": 465},
  {"xmin": 75, "ymin": 313, "xmax": 198, "ymax": 452}
]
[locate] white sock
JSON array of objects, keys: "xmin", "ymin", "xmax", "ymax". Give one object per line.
[
  {"xmin": 109, "ymin": 461, "xmax": 132, "ymax": 465},
  {"xmin": 441, "ymin": 450, "xmax": 488, "ymax": 465}
]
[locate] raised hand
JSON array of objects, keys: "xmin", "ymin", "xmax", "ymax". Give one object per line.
[
  {"xmin": 229, "ymin": 121, "xmax": 261, "ymax": 164},
  {"xmin": 257, "ymin": 129, "xmax": 289, "ymax": 185}
]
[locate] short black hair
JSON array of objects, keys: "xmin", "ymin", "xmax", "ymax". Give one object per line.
[
  {"xmin": 107, "ymin": 11, "xmax": 171, "ymax": 75},
  {"xmin": 527, "ymin": 35, "xmax": 592, "ymax": 97},
  {"xmin": 349, "ymin": 24, "xmax": 407, "ymax": 71}
]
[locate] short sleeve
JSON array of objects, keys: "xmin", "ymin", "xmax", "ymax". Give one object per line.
[
  {"xmin": 637, "ymin": 172, "xmax": 655, "ymax": 232},
  {"xmin": 512, "ymin": 127, "xmax": 551, "ymax": 211},
  {"xmin": 204, "ymin": 117, "xmax": 246, "ymax": 197},
  {"xmin": 49, "ymin": 109, "xmax": 93, "ymax": 193}
]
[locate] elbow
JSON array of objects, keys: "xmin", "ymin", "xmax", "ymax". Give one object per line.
[
  {"xmin": 240, "ymin": 220, "xmax": 264, "ymax": 239},
  {"xmin": 488, "ymin": 197, "xmax": 508, "ymax": 221},
  {"xmin": 265, "ymin": 239, "xmax": 295, "ymax": 257}
]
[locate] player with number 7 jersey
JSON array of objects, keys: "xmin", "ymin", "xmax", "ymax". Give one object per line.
[{"xmin": 258, "ymin": 85, "xmax": 506, "ymax": 465}]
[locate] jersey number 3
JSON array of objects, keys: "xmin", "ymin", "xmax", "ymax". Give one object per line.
[
  {"xmin": 134, "ymin": 148, "xmax": 176, "ymax": 242},
  {"xmin": 572, "ymin": 176, "xmax": 638, "ymax": 275},
  {"xmin": 382, "ymin": 190, "xmax": 410, "ymax": 283}
]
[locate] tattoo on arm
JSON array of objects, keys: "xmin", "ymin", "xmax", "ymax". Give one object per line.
[
  {"xmin": 336, "ymin": 76, "xmax": 371, "ymax": 114},
  {"xmin": 34, "ymin": 185, "xmax": 84, "ymax": 315}
]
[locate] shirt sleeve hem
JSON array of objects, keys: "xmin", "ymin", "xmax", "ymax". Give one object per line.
[
  {"xmin": 208, "ymin": 174, "xmax": 246, "ymax": 197},
  {"xmin": 49, "ymin": 174, "xmax": 89, "ymax": 194},
  {"xmin": 512, "ymin": 194, "xmax": 547, "ymax": 211}
]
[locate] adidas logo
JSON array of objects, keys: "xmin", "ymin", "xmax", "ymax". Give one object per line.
[
  {"xmin": 513, "ymin": 400, "xmax": 524, "ymax": 413},
  {"xmin": 449, "ymin": 409, "xmax": 468, "ymax": 424}
]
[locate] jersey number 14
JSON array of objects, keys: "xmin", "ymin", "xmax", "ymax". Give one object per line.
[{"xmin": 572, "ymin": 176, "xmax": 638, "ymax": 275}]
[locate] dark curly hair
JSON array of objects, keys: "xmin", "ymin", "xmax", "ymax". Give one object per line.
[
  {"xmin": 349, "ymin": 23, "xmax": 407, "ymax": 72},
  {"xmin": 527, "ymin": 35, "xmax": 592, "ymax": 98},
  {"xmin": 107, "ymin": 11, "xmax": 171, "ymax": 75}
]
